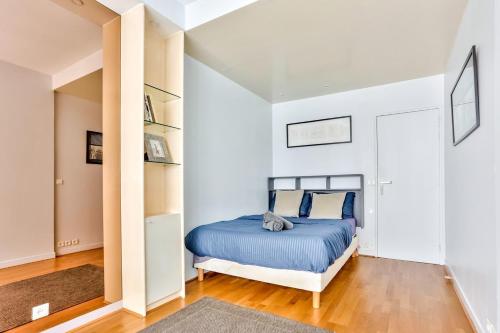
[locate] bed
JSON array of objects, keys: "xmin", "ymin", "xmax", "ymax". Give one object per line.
[{"xmin": 185, "ymin": 174, "xmax": 364, "ymax": 308}]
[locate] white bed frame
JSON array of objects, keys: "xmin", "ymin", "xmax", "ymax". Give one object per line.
[
  {"xmin": 194, "ymin": 174, "xmax": 364, "ymax": 309},
  {"xmin": 194, "ymin": 235, "xmax": 359, "ymax": 308}
]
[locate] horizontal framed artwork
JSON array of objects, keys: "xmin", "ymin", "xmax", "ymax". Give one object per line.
[
  {"xmin": 286, "ymin": 116, "xmax": 352, "ymax": 148},
  {"xmin": 450, "ymin": 45, "xmax": 480, "ymax": 146}
]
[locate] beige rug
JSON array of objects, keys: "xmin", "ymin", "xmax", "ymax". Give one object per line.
[
  {"xmin": 140, "ymin": 297, "xmax": 333, "ymax": 333},
  {"xmin": 0, "ymin": 264, "xmax": 104, "ymax": 332}
]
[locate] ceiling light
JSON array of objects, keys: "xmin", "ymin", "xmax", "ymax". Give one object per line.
[{"xmin": 72, "ymin": 0, "xmax": 84, "ymax": 6}]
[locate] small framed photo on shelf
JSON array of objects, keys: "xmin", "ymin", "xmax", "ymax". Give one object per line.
[
  {"xmin": 144, "ymin": 133, "xmax": 172, "ymax": 163},
  {"xmin": 144, "ymin": 94, "xmax": 156, "ymax": 122},
  {"xmin": 86, "ymin": 131, "xmax": 103, "ymax": 164}
]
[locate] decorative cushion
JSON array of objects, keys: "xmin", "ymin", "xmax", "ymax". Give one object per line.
[
  {"xmin": 309, "ymin": 192, "xmax": 346, "ymax": 219},
  {"xmin": 273, "ymin": 190, "xmax": 304, "ymax": 217},
  {"xmin": 269, "ymin": 193, "xmax": 276, "ymax": 211},
  {"xmin": 342, "ymin": 192, "xmax": 356, "ymax": 218},
  {"xmin": 271, "ymin": 192, "xmax": 311, "ymax": 217},
  {"xmin": 299, "ymin": 193, "xmax": 312, "ymax": 217}
]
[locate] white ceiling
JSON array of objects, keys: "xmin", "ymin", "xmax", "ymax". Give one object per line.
[
  {"xmin": 186, "ymin": 0, "xmax": 468, "ymax": 103},
  {"xmin": 0, "ymin": 0, "xmax": 102, "ymax": 75},
  {"xmin": 176, "ymin": 0, "xmax": 198, "ymax": 4},
  {"xmin": 56, "ymin": 69, "xmax": 103, "ymax": 103}
]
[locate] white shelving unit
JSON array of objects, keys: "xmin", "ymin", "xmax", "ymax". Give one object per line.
[{"xmin": 121, "ymin": 4, "xmax": 185, "ymax": 316}]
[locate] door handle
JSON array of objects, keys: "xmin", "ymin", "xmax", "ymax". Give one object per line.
[{"xmin": 379, "ymin": 180, "xmax": 392, "ymax": 195}]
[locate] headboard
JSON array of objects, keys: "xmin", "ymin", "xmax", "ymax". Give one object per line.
[{"xmin": 268, "ymin": 174, "xmax": 365, "ymax": 228}]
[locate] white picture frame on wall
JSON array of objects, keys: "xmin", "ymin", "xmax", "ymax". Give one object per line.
[{"xmin": 286, "ymin": 116, "xmax": 352, "ymax": 148}]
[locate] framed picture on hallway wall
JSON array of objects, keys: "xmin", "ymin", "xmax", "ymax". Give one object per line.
[
  {"xmin": 286, "ymin": 116, "xmax": 352, "ymax": 148},
  {"xmin": 86, "ymin": 131, "xmax": 103, "ymax": 164},
  {"xmin": 450, "ymin": 45, "xmax": 480, "ymax": 146}
]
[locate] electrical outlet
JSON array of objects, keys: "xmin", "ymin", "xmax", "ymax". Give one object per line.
[
  {"xmin": 71, "ymin": 239, "xmax": 79, "ymax": 245},
  {"xmin": 64, "ymin": 240, "xmax": 71, "ymax": 246},
  {"xmin": 486, "ymin": 319, "xmax": 496, "ymax": 333},
  {"xmin": 57, "ymin": 241, "xmax": 64, "ymax": 247},
  {"xmin": 32, "ymin": 303, "xmax": 49, "ymax": 320}
]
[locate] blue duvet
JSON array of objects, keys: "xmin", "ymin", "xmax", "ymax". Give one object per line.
[{"xmin": 185, "ymin": 215, "xmax": 353, "ymax": 273}]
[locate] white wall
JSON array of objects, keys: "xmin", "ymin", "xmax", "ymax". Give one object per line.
[
  {"xmin": 0, "ymin": 60, "xmax": 54, "ymax": 268},
  {"xmin": 443, "ymin": 0, "xmax": 497, "ymax": 331},
  {"xmin": 496, "ymin": 1, "xmax": 500, "ymax": 329},
  {"xmin": 184, "ymin": 55, "xmax": 272, "ymax": 280},
  {"xmin": 55, "ymin": 93, "xmax": 103, "ymax": 255},
  {"xmin": 272, "ymin": 75, "xmax": 444, "ymax": 257}
]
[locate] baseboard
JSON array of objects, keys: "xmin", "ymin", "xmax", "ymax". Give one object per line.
[
  {"xmin": 146, "ymin": 291, "xmax": 183, "ymax": 311},
  {"xmin": 56, "ymin": 242, "xmax": 103, "ymax": 256},
  {"xmin": 358, "ymin": 247, "xmax": 376, "ymax": 256},
  {"xmin": 0, "ymin": 252, "xmax": 55, "ymax": 269},
  {"xmin": 445, "ymin": 265, "xmax": 482, "ymax": 333},
  {"xmin": 41, "ymin": 300, "xmax": 122, "ymax": 333}
]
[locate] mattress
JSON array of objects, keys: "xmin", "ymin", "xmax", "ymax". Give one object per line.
[{"xmin": 185, "ymin": 215, "xmax": 353, "ymax": 273}]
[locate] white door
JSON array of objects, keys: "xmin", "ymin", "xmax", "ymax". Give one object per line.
[{"xmin": 377, "ymin": 109, "xmax": 440, "ymax": 264}]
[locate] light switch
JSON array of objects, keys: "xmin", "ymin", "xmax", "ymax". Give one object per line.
[{"xmin": 56, "ymin": 179, "xmax": 64, "ymax": 185}]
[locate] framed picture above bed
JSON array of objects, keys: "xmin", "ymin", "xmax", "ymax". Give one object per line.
[
  {"xmin": 286, "ymin": 116, "xmax": 352, "ymax": 148},
  {"xmin": 451, "ymin": 45, "xmax": 480, "ymax": 146}
]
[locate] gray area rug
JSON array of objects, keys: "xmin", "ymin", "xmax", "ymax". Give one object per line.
[
  {"xmin": 0, "ymin": 264, "xmax": 104, "ymax": 332},
  {"xmin": 140, "ymin": 297, "xmax": 332, "ymax": 333}
]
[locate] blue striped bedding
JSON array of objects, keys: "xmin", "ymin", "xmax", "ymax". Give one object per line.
[{"xmin": 185, "ymin": 214, "xmax": 353, "ymax": 273}]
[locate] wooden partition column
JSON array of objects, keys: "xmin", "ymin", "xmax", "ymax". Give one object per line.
[{"xmin": 102, "ymin": 16, "xmax": 122, "ymax": 303}]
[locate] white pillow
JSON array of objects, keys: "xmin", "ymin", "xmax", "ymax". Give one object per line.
[
  {"xmin": 273, "ymin": 190, "xmax": 304, "ymax": 217},
  {"xmin": 308, "ymin": 192, "xmax": 346, "ymax": 219}
]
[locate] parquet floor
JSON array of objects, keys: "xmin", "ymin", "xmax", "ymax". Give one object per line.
[{"xmin": 74, "ymin": 256, "xmax": 473, "ymax": 333}]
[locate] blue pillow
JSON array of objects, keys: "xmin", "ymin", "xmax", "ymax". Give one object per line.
[
  {"xmin": 306, "ymin": 192, "xmax": 356, "ymax": 218},
  {"xmin": 269, "ymin": 192, "xmax": 276, "ymax": 211},
  {"xmin": 342, "ymin": 192, "xmax": 356, "ymax": 218},
  {"xmin": 299, "ymin": 193, "xmax": 312, "ymax": 217},
  {"xmin": 269, "ymin": 192, "xmax": 311, "ymax": 217}
]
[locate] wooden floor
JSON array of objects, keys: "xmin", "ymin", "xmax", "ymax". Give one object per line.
[
  {"xmin": 0, "ymin": 248, "xmax": 105, "ymax": 333},
  {"xmin": 74, "ymin": 256, "xmax": 473, "ymax": 333}
]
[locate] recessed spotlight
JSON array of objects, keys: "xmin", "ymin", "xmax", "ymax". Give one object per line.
[{"xmin": 72, "ymin": 0, "xmax": 84, "ymax": 6}]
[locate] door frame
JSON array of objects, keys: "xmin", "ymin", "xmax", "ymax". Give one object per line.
[{"xmin": 375, "ymin": 106, "xmax": 444, "ymax": 264}]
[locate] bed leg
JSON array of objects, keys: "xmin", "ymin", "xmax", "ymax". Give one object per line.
[
  {"xmin": 197, "ymin": 268, "xmax": 204, "ymax": 282},
  {"xmin": 312, "ymin": 292, "xmax": 320, "ymax": 309},
  {"xmin": 352, "ymin": 249, "xmax": 359, "ymax": 258}
]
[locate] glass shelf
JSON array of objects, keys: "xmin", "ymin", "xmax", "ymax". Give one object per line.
[
  {"xmin": 144, "ymin": 120, "xmax": 181, "ymax": 133},
  {"xmin": 144, "ymin": 83, "xmax": 181, "ymax": 103},
  {"xmin": 145, "ymin": 160, "xmax": 181, "ymax": 166}
]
